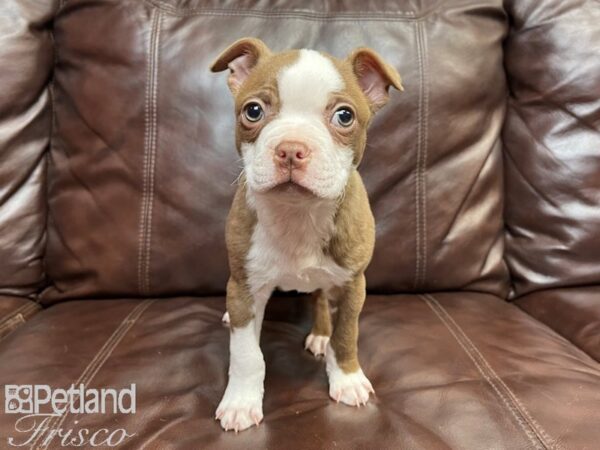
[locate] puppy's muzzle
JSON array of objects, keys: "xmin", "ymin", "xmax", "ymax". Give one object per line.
[{"xmin": 273, "ymin": 141, "xmax": 311, "ymax": 171}]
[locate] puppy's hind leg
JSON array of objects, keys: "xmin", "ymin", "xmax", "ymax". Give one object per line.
[
  {"xmin": 216, "ymin": 278, "xmax": 270, "ymax": 432},
  {"xmin": 304, "ymin": 289, "xmax": 332, "ymax": 357}
]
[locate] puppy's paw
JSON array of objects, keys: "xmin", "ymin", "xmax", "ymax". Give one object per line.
[
  {"xmin": 304, "ymin": 333, "xmax": 329, "ymax": 357},
  {"xmin": 326, "ymin": 344, "xmax": 374, "ymax": 407},
  {"xmin": 222, "ymin": 311, "xmax": 230, "ymax": 325},
  {"xmin": 328, "ymin": 368, "xmax": 374, "ymax": 406},
  {"xmin": 215, "ymin": 390, "xmax": 263, "ymax": 432}
]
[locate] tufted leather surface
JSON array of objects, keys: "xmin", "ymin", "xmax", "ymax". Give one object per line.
[{"xmin": 0, "ymin": 293, "xmax": 599, "ymax": 449}]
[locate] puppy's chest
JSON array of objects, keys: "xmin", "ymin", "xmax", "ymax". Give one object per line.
[{"xmin": 245, "ymin": 208, "xmax": 351, "ymax": 294}]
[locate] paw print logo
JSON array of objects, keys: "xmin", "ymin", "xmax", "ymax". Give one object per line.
[{"xmin": 4, "ymin": 385, "xmax": 33, "ymax": 414}]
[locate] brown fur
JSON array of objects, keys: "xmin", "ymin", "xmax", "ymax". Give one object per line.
[
  {"xmin": 310, "ymin": 290, "xmax": 332, "ymax": 337},
  {"xmin": 224, "ymin": 180, "xmax": 256, "ymax": 328},
  {"xmin": 234, "ymin": 51, "xmax": 299, "ymax": 152},
  {"xmin": 326, "ymin": 171, "xmax": 374, "ymax": 372}
]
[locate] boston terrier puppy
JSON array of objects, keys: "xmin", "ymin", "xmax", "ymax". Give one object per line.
[{"xmin": 211, "ymin": 38, "xmax": 402, "ymax": 432}]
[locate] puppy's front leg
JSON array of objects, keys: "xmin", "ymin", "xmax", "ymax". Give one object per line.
[
  {"xmin": 326, "ymin": 273, "xmax": 374, "ymax": 406},
  {"xmin": 216, "ymin": 278, "xmax": 269, "ymax": 432}
]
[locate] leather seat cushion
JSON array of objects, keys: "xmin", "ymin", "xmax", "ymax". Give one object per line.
[
  {"xmin": 0, "ymin": 293, "xmax": 598, "ymax": 449},
  {"xmin": 0, "ymin": 296, "xmax": 40, "ymax": 340},
  {"xmin": 515, "ymin": 286, "xmax": 600, "ymax": 362}
]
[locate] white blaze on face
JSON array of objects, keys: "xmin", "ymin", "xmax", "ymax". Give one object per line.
[{"xmin": 243, "ymin": 50, "xmax": 355, "ymax": 199}]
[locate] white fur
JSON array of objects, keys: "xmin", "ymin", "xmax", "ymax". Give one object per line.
[
  {"xmin": 242, "ymin": 49, "xmax": 354, "ymax": 200},
  {"xmin": 305, "ymin": 333, "xmax": 330, "ymax": 357},
  {"xmin": 325, "ymin": 343, "xmax": 374, "ymax": 406},
  {"xmin": 245, "ymin": 190, "xmax": 352, "ymax": 296},
  {"xmin": 216, "ymin": 294, "xmax": 268, "ymax": 431}
]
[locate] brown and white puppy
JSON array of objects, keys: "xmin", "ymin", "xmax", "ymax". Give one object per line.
[{"xmin": 210, "ymin": 38, "xmax": 402, "ymax": 432}]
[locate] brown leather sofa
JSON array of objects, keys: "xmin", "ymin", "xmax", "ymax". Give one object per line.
[{"xmin": 1, "ymin": 0, "xmax": 599, "ymax": 448}]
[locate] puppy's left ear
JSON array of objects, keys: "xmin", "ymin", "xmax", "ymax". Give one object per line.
[
  {"xmin": 347, "ymin": 48, "xmax": 403, "ymax": 112},
  {"xmin": 210, "ymin": 38, "xmax": 272, "ymax": 94}
]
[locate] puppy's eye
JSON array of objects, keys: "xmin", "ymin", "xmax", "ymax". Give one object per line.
[
  {"xmin": 243, "ymin": 102, "xmax": 264, "ymax": 122},
  {"xmin": 332, "ymin": 107, "xmax": 354, "ymax": 127}
]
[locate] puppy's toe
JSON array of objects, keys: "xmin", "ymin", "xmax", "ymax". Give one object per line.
[
  {"xmin": 304, "ymin": 333, "xmax": 329, "ymax": 357},
  {"xmin": 222, "ymin": 311, "xmax": 230, "ymax": 325}
]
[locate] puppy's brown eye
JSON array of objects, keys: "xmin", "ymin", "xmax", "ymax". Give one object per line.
[
  {"xmin": 243, "ymin": 102, "xmax": 264, "ymax": 122},
  {"xmin": 332, "ymin": 107, "xmax": 354, "ymax": 127}
]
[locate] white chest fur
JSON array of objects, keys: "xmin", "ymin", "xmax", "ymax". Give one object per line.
[{"xmin": 245, "ymin": 192, "xmax": 352, "ymax": 296}]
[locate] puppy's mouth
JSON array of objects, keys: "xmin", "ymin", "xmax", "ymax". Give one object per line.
[{"xmin": 270, "ymin": 180, "xmax": 314, "ymax": 197}]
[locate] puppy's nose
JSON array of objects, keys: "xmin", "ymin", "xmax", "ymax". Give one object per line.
[{"xmin": 274, "ymin": 141, "xmax": 311, "ymax": 170}]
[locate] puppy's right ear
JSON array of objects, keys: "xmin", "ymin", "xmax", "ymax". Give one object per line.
[{"xmin": 210, "ymin": 38, "xmax": 271, "ymax": 94}]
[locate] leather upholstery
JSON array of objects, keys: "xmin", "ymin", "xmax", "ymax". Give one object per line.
[
  {"xmin": 42, "ymin": 0, "xmax": 509, "ymax": 302},
  {"xmin": 1, "ymin": 294, "xmax": 599, "ymax": 449},
  {"xmin": 516, "ymin": 287, "xmax": 600, "ymax": 361},
  {"xmin": 503, "ymin": 0, "xmax": 600, "ymax": 297},
  {"xmin": 0, "ymin": 0, "xmax": 53, "ymax": 296},
  {"xmin": 0, "ymin": 297, "xmax": 40, "ymax": 340},
  {"xmin": 0, "ymin": 0, "xmax": 598, "ymax": 448}
]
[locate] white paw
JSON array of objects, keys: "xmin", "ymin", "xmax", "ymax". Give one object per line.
[
  {"xmin": 304, "ymin": 333, "xmax": 329, "ymax": 357},
  {"xmin": 326, "ymin": 344, "xmax": 374, "ymax": 407},
  {"xmin": 222, "ymin": 311, "xmax": 230, "ymax": 325},
  {"xmin": 215, "ymin": 387, "xmax": 263, "ymax": 432}
]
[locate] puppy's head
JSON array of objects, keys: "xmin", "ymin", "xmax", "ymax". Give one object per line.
[{"xmin": 211, "ymin": 38, "xmax": 402, "ymax": 200}]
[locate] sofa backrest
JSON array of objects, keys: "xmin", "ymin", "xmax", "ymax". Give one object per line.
[
  {"xmin": 0, "ymin": 0, "xmax": 54, "ymax": 298},
  {"xmin": 35, "ymin": 0, "xmax": 511, "ymax": 303},
  {"xmin": 7, "ymin": 0, "xmax": 597, "ymax": 304},
  {"xmin": 503, "ymin": 0, "xmax": 600, "ymax": 298}
]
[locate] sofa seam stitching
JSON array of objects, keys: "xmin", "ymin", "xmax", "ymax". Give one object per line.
[
  {"xmin": 428, "ymin": 294, "xmax": 559, "ymax": 449},
  {"xmin": 0, "ymin": 303, "xmax": 39, "ymax": 328},
  {"xmin": 414, "ymin": 21, "xmax": 426, "ymax": 289},
  {"xmin": 0, "ymin": 315, "xmax": 26, "ymax": 337},
  {"xmin": 144, "ymin": 11, "xmax": 162, "ymax": 294},
  {"xmin": 137, "ymin": 8, "xmax": 160, "ymax": 295},
  {"xmin": 145, "ymin": 0, "xmax": 419, "ymax": 20},
  {"xmin": 32, "ymin": 299, "xmax": 155, "ymax": 450},
  {"xmin": 137, "ymin": 8, "xmax": 153, "ymax": 295},
  {"xmin": 417, "ymin": 22, "xmax": 429, "ymax": 286},
  {"xmin": 422, "ymin": 294, "xmax": 556, "ymax": 450}
]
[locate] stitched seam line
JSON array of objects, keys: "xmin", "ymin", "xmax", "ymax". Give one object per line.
[
  {"xmin": 31, "ymin": 299, "xmax": 155, "ymax": 450},
  {"xmin": 421, "ymin": 294, "xmax": 554, "ymax": 450},
  {"xmin": 137, "ymin": 8, "xmax": 155, "ymax": 294},
  {"xmin": 414, "ymin": 21, "xmax": 429, "ymax": 289},
  {"xmin": 146, "ymin": 0, "xmax": 418, "ymax": 20},
  {"xmin": 138, "ymin": 9, "xmax": 161, "ymax": 295},
  {"xmin": 145, "ymin": 11, "xmax": 162, "ymax": 294},
  {"xmin": 0, "ymin": 304, "xmax": 40, "ymax": 336},
  {"xmin": 0, "ymin": 303, "xmax": 39, "ymax": 328},
  {"xmin": 419, "ymin": 22, "xmax": 429, "ymax": 288},
  {"xmin": 426, "ymin": 294, "xmax": 560, "ymax": 449}
]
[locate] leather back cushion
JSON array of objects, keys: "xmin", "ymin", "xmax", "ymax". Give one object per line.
[
  {"xmin": 503, "ymin": 0, "xmax": 600, "ymax": 297},
  {"xmin": 42, "ymin": 0, "xmax": 509, "ymax": 302},
  {"xmin": 0, "ymin": 0, "xmax": 54, "ymax": 296}
]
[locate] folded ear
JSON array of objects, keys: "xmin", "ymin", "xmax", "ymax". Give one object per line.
[
  {"xmin": 347, "ymin": 48, "xmax": 403, "ymax": 111},
  {"xmin": 210, "ymin": 38, "xmax": 272, "ymax": 94}
]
